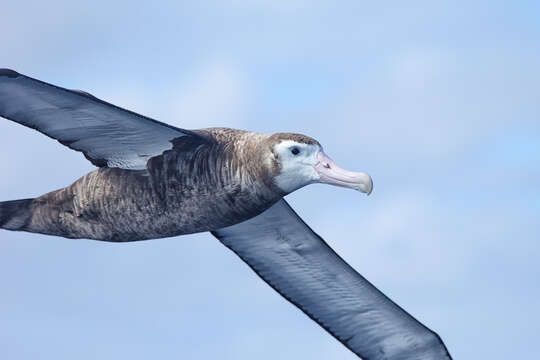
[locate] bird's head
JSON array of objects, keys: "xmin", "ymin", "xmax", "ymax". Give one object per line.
[{"xmin": 266, "ymin": 133, "xmax": 373, "ymax": 195}]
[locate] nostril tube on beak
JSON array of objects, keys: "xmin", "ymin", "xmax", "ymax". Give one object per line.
[{"xmin": 315, "ymin": 151, "xmax": 373, "ymax": 195}]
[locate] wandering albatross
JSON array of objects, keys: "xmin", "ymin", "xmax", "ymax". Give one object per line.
[{"xmin": 0, "ymin": 69, "xmax": 452, "ymax": 360}]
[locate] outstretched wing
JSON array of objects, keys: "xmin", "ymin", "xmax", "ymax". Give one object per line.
[
  {"xmin": 0, "ymin": 69, "xmax": 203, "ymax": 169},
  {"xmin": 212, "ymin": 200, "xmax": 452, "ymax": 360}
]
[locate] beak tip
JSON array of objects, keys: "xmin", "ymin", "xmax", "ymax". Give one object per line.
[{"xmin": 364, "ymin": 176, "xmax": 373, "ymax": 196}]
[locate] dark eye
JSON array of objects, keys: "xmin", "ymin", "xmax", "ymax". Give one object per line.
[{"xmin": 291, "ymin": 147, "xmax": 300, "ymax": 155}]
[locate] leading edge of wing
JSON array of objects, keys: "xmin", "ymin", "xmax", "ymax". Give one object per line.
[{"xmin": 0, "ymin": 68, "xmax": 198, "ymax": 135}]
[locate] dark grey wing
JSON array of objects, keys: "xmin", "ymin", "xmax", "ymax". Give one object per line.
[
  {"xmin": 212, "ymin": 200, "xmax": 452, "ymax": 360},
  {"xmin": 0, "ymin": 69, "xmax": 203, "ymax": 169}
]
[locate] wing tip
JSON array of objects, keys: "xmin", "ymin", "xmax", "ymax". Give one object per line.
[{"xmin": 0, "ymin": 68, "xmax": 20, "ymax": 78}]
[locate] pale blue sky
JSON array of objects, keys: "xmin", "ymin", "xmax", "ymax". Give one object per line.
[{"xmin": 1, "ymin": 1, "xmax": 539, "ymax": 359}]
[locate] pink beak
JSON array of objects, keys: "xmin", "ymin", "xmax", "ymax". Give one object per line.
[{"xmin": 314, "ymin": 151, "xmax": 373, "ymax": 195}]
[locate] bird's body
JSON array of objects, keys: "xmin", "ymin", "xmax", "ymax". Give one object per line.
[
  {"xmin": 4, "ymin": 128, "xmax": 288, "ymax": 241},
  {"xmin": 0, "ymin": 69, "xmax": 452, "ymax": 360}
]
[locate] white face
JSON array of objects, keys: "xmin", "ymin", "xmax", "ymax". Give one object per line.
[
  {"xmin": 273, "ymin": 140, "xmax": 321, "ymax": 193},
  {"xmin": 272, "ymin": 139, "xmax": 374, "ymax": 195}
]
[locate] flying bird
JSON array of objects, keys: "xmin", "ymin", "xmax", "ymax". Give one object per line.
[{"xmin": 0, "ymin": 69, "xmax": 452, "ymax": 360}]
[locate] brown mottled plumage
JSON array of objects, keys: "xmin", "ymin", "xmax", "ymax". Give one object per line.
[{"xmin": 2, "ymin": 128, "xmax": 317, "ymax": 241}]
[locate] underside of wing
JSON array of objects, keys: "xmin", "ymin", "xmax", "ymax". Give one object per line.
[
  {"xmin": 212, "ymin": 200, "xmax": 452, "ymax": 360},
  {"xmin": 0, "ymin": 69, "xmax": 204, "ymax": 169}
]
